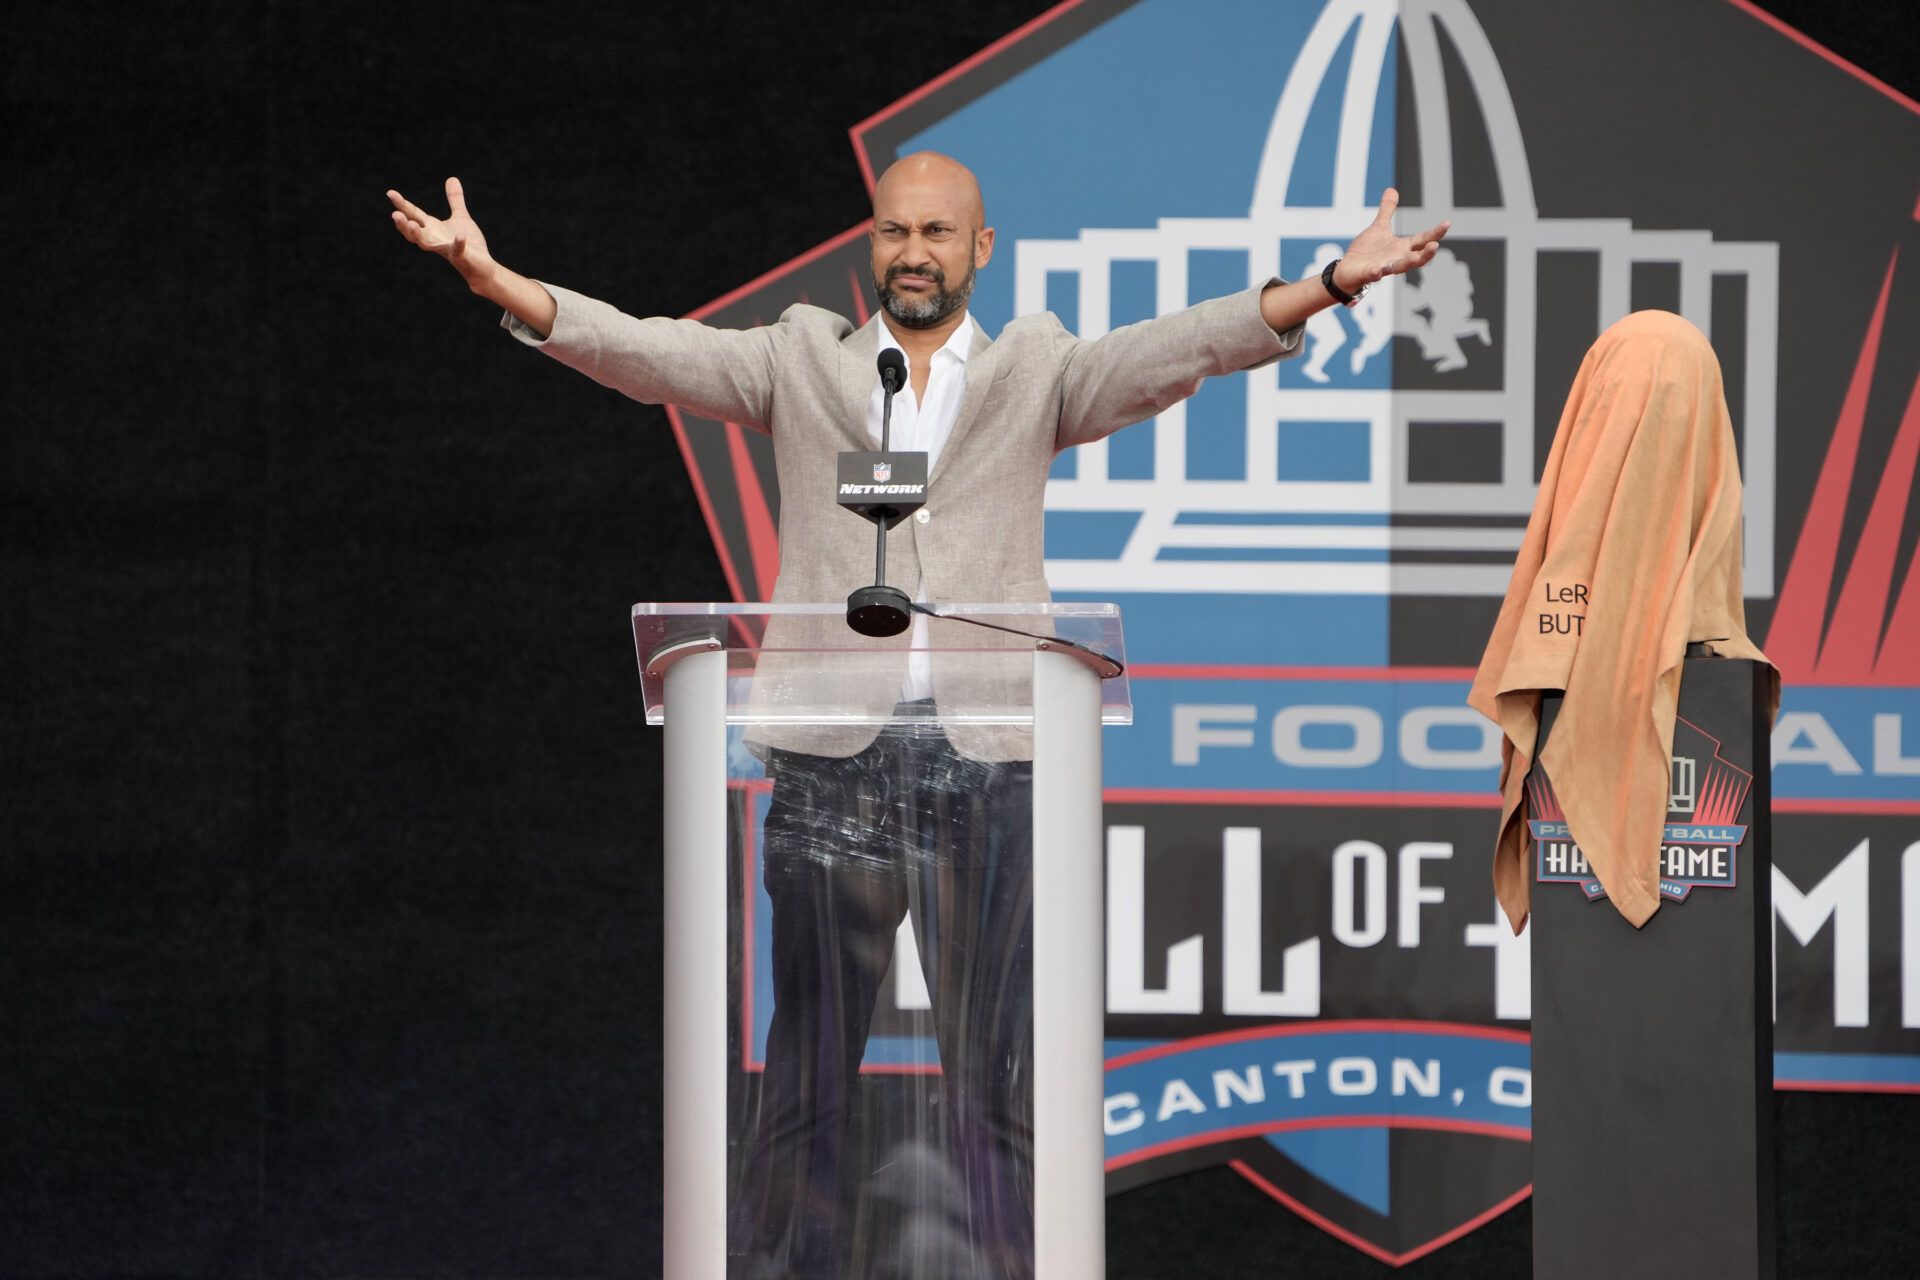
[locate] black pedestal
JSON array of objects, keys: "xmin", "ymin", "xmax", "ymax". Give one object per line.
[{"xmin": 1531, "ymin": 656, "xmax": 1775, "ymax": 1280}]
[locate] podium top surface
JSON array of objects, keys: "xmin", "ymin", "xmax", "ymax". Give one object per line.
[{"xmin": 631, "ymin": 602, "xmax": 1130, "ymax": 728}]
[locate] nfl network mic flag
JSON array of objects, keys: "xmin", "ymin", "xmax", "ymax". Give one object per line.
[{"xmin": 663, "ymin": 0, "xmax": 1920, "ymax": 1264}]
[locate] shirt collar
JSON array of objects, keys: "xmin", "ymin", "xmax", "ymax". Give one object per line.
[{"xmin": 877, "ymin": 312, "xmax": 975, "ymax": 368}]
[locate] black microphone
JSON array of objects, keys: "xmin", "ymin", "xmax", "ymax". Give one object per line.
[
  {"xmin": 877, "ymin": 347, "xmax": 906, "ymax": 397},
  {"xmin": 876, "ymin": 347, "xmax": 905, "ymax": 453},
  {"xmin": 840, "ymin": 349, "xmax": 926, "ymax": 636}
]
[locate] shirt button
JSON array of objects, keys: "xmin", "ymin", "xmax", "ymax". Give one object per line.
[{"xmin": 915, "ymin": 509, "xmax": 930, "ymax": 524}]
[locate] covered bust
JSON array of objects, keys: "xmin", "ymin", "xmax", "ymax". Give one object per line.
[{"xmin": 1468, "ymin": 310, "xmax": 1780, "ymax": 931}]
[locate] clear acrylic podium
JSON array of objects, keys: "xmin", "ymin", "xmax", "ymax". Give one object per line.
[{"xmin": 633, "ymin": 602, "xmax": 1131, "ymax": 1280}]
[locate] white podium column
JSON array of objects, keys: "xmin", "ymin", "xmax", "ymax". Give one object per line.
[
  {"xmin": 660, "ymin": 648, "xmax": 728, "ymax": 1279},
  {"xmin": 1031, "ymin": 650, "xmax": 1106, "ymax": 1279}
]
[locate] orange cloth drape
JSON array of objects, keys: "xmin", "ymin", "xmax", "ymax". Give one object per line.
[{"xmin": 1468, "ymin": 310, "xmax": 1779, "ymax": 931}]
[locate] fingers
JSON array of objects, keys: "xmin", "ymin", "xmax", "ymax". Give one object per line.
[
  {"xmin": 1356, "ymin": 244, "xmax": 1435, "ymax": 283},
  {"xmin": 1410, "ymin": 218, "xmax": 1452, "ymax": 248},
  {"xmin": 1388, "ymin": 240, "xmax": 1442, "ymax": 277},
  {"xmin": 390, "ymin": 205, "xmax": 449, "ymax": 254},
  {"xmin": 387, "ymin": 188, "xmax": 432, "ymax": 227},
  {"xmin": 1373, "ymin": 186, "xmax": 1400, "ymax": 227},
  {"xmin": 445, "ymin": 176, "xmax": 468, "ymax": 215},
  {"xmin": 390, "ymin": 208, "xmax": 424, "ymax": 244}
]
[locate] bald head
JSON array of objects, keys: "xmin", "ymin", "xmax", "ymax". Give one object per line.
[
  {"xmin": 869, "ymin": 151, "xmax": 994, "ymax": 333},
  {"xmin": 873, "ymin": 151, "xmax": 986, "ymax": 229}
]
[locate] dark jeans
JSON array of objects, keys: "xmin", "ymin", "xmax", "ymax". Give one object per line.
[{"xmin": 731, "ymin": 717, "xmax": 1035, "ymax": 1279}]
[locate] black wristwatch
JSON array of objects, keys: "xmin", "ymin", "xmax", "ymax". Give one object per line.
[{"xmin": 1321, "ymin": 257, "xmax": 1367, "ymax": 307}]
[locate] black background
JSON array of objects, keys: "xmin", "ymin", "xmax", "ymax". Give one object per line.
[{"xmin": 5, "ymin": 1, "xmax": 1917, "ymax": 1275}]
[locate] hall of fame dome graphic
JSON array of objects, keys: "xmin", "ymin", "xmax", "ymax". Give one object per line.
[{"xmin": 1017, "ymin": 0, "xmax": 1777, "ymax": 600}]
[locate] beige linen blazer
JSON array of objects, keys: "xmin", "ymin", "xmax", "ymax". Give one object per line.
[{"xmin": 507, "ymin": 281, "xmax": 1301, "ymax": 759}]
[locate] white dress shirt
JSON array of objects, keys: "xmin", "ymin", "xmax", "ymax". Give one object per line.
[{"xmin": 869, "ymin": 314, "xmax": 975, "ymax": 702}]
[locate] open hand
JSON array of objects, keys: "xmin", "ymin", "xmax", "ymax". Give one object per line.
[
  {"xmin": 1338, "ymin": 188, "xmax": 1450, "ymax": 293},
  {"xmin": 388, "ymin": 177, "xmax": 496, "ymax": 289}
]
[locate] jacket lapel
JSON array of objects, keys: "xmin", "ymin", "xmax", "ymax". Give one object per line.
[{"xmin": 930, "ymin": 320, "xmax": 996, "ymax": 485}]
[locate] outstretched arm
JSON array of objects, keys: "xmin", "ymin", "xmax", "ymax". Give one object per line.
[
  {"xmin": 1054, "ymin": 187, "xmax": 1451, "ymax": 448},
  {"xmin": 389, "ymin": 176, "xmax": 783, "ymax": 429},
  {"xmin": 388, "ymin": 177, "xmax": 557, "ymax": 339},
  {"xmin": 1257, "ymin": 187, "xmax": 1450, "ymax": 334}
]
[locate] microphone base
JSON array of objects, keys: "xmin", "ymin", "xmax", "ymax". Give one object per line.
[{"xmin": 846, "ymin": 585, "xmax": 913, "ymax": 637}]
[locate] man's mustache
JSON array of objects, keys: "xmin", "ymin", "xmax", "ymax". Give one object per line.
[{"xmin": 885, "ymin": 263, "xmax": 947, "ymax": 287}]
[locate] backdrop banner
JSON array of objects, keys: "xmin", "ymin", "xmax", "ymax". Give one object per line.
[{"xmin": 669, "ymin": 0, "xmax": 1920, "ymax": 1264}]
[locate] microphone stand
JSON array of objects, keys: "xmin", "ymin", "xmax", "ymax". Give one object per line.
[
  {"xmin": 843, "ymin": 357, "xmax": 919, "ymax": 636},
  {"xmin": 872, "ymin": 373, "xmax": 896, "ymax": 590}
]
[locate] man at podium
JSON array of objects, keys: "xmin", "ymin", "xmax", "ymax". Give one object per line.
[{"xmin": 390, "ymin": 153, "xmax": 1447, "ymax": 1277}]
